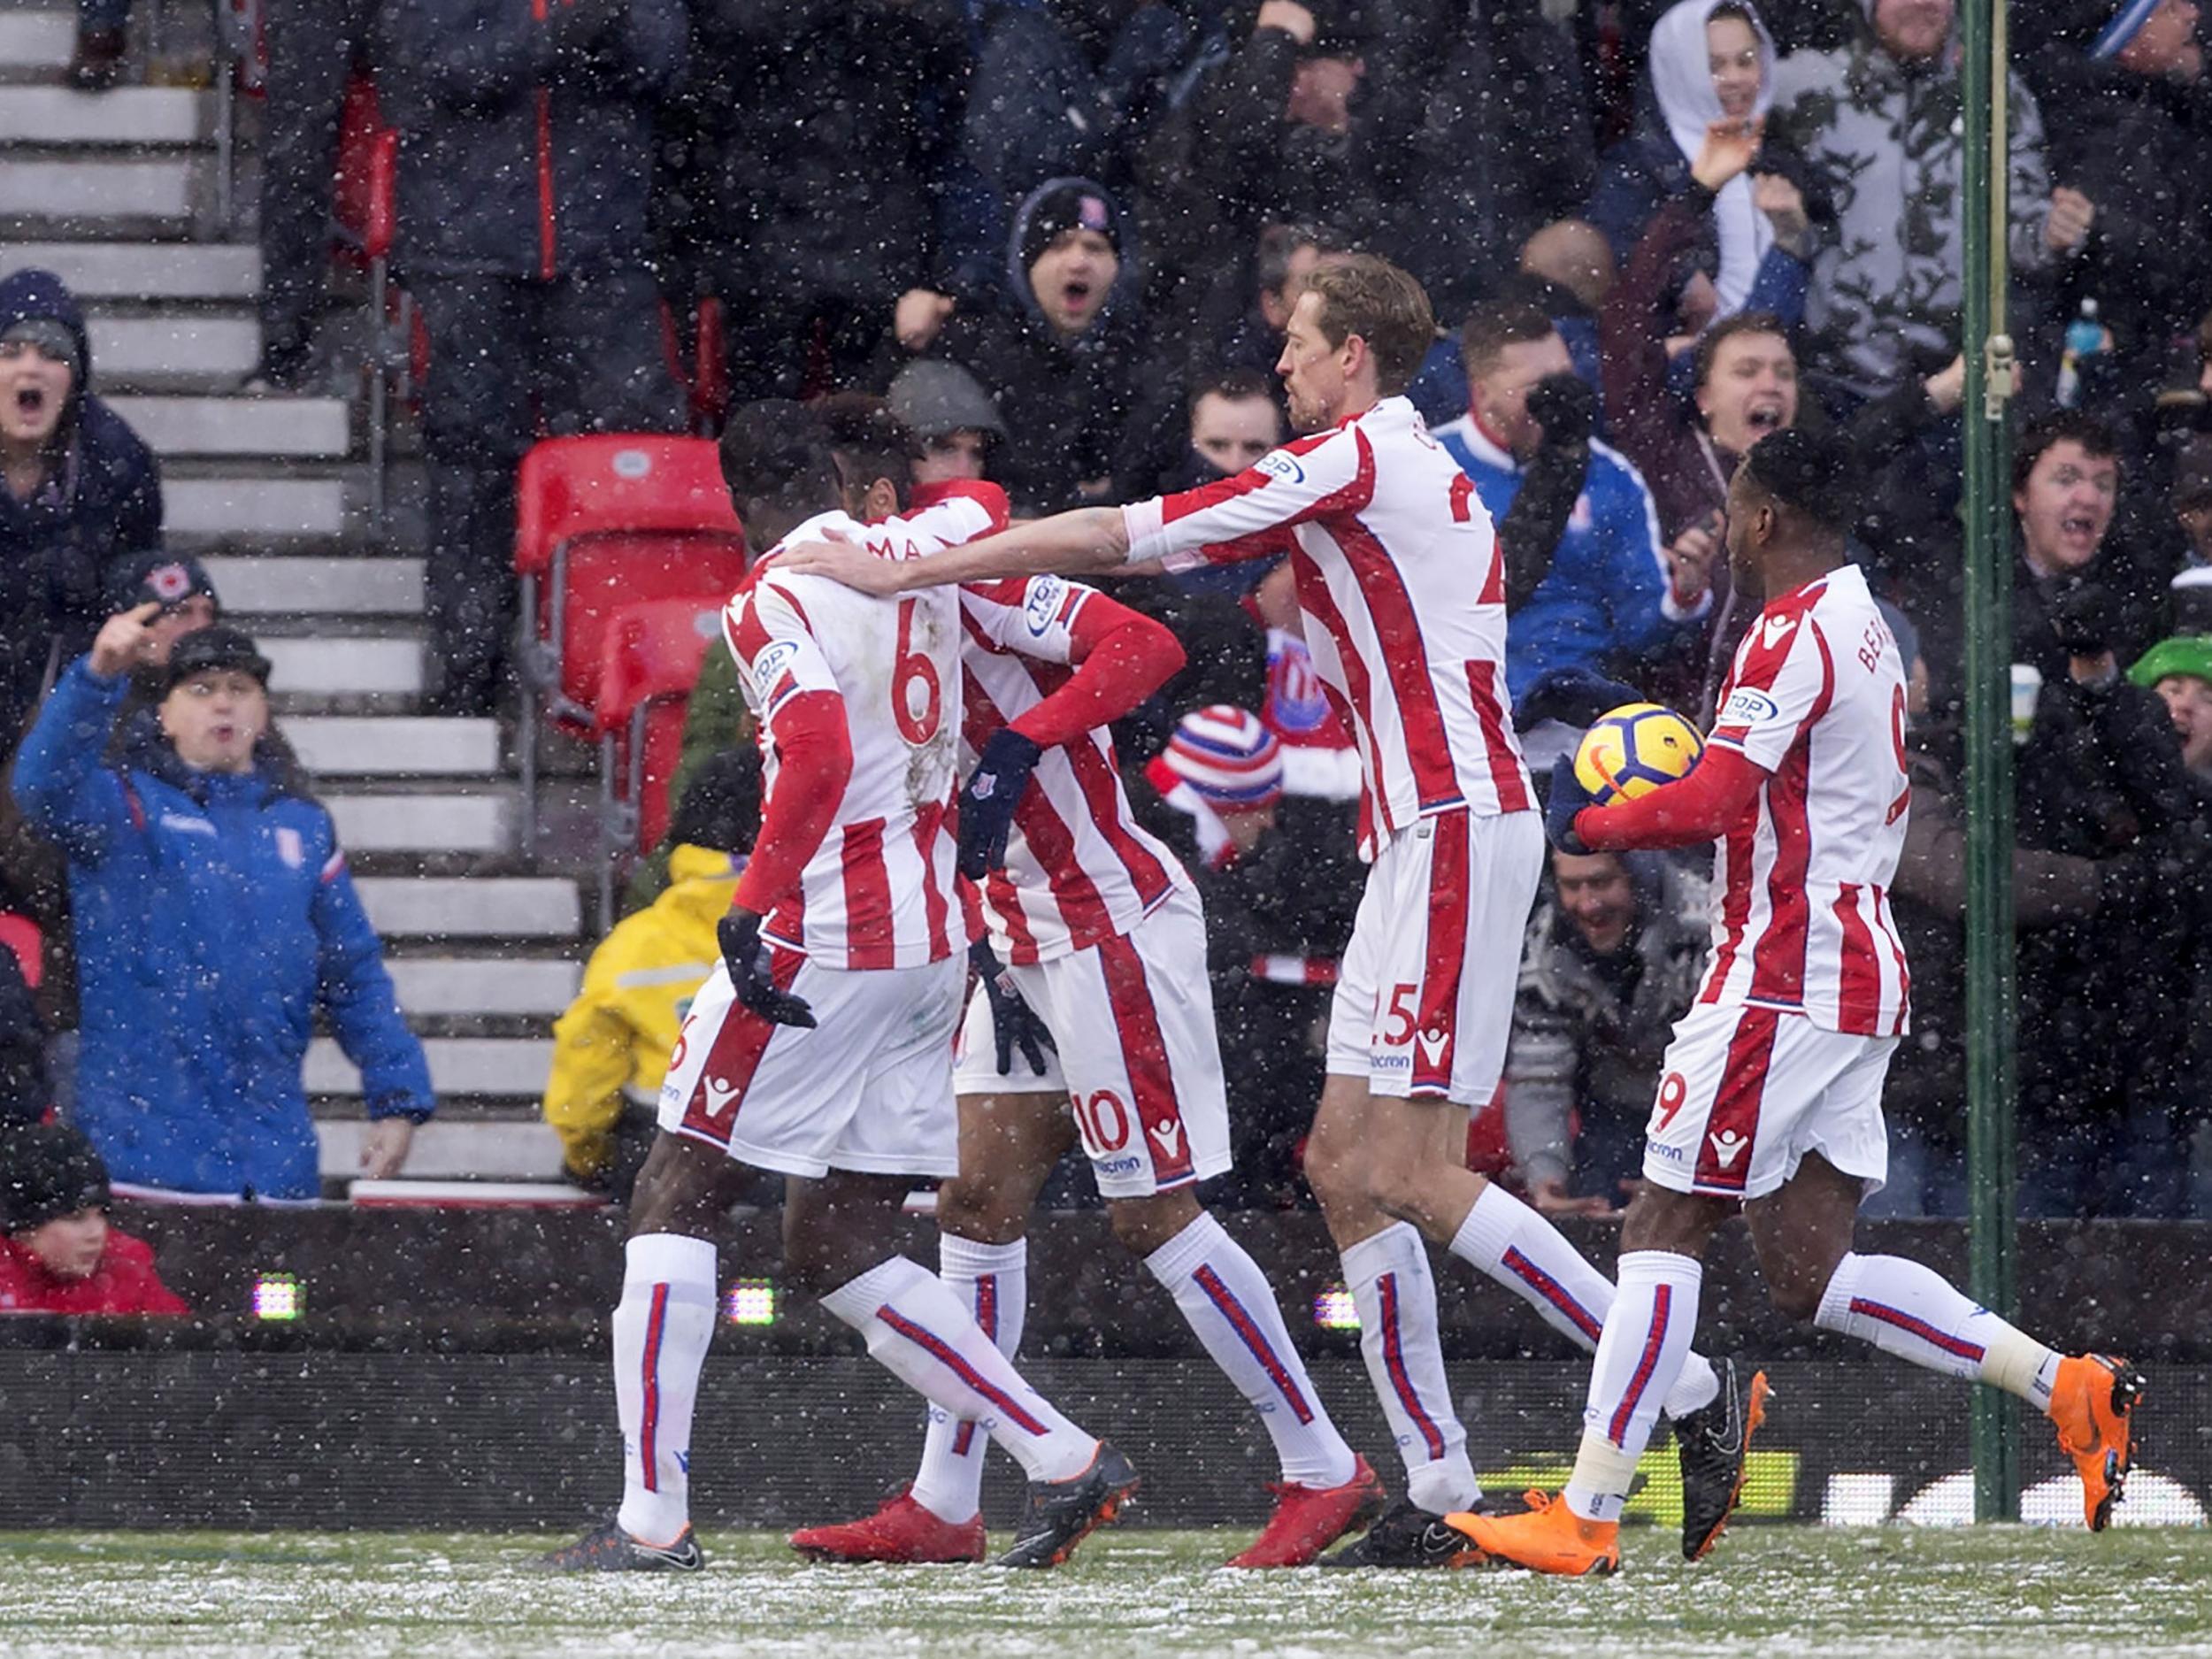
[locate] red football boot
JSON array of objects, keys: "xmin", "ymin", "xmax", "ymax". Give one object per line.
[
  {"xmin": 788, "ymin": 1486, "xmax": 987, "ymax": 1564},
  {"xmin": 1227, "ymin": 1455, "xmax": 1387, "ymax": 1568}
]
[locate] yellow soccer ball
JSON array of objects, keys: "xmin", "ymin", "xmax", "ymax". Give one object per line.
[{"xmin": 1572, "ymin": 703, "xmax": 1705, "ymax": 805}]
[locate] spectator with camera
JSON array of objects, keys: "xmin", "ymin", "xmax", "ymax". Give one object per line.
[
  {"xmin": 379, "ymin": 0, "xmax": 688, "ymax": 716},
  {"xmin": 0, "ymin": 268, "xmax": 161, "ymax": 747},
  {"xmin": 1504, "ymin": 848, "xmax": 1709, "ymax": 1217},
  {"xmin": 10, "ymin": 613, "xmax": 432, "ymax": 1201},
  {"xmin": 1436, "ymin": 301, "xmax": 1710, "ymax": 698},
  {"xmin": 546, "ymin": 753, "xmax": 757, "ymax": 1201},
  {"xmin": 0, "ymin": 1121, "xmax": 184, "ymax": 1315}
]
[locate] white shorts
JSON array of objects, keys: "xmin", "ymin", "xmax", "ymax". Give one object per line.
[
  {"xmin": 657, "ymin": 950, "xmax": 965, "ymax": 1179},
  {"xmin": 1640, "ymin": 1002, "xmax": 1895, "ymax": 1201},
  {"xmin": 952, "ymin": 887, "xmax": 1231, "ymax": 1199},
  {"xmin": 1325, "ymin": 807, "xmax": 1544, "ymax": 1105}
]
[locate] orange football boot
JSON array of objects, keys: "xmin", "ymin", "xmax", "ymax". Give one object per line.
[
  {"xmin": 1442, "ymin": 1489, "xmax": 1621, "ymax": 1576},
  {"xmin": 2047, "ymin": 1353, "xmax": 2146, "ymax": 1531}
]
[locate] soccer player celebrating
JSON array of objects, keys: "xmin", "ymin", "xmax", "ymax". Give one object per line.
[
  {"xmin": 1444, "ymin": 427, "xmax": 2144, "ymax": 1576},
  {"xmin": 541, "ymin": 404, "xmax": 1135, "ymax": 1574},
  {"xmin": 780, "ymin": 255, "xmax": 1757, "ymax": 1565},
  {"xmin": 787, "ymin": 417, "xmax": 1381, "ymax": 1571}
]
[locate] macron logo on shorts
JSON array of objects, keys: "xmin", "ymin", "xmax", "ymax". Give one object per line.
[
  {"xmin": 1150, "ymin": 1118, "xmax": 1184, "ymax": 1160},
  {"xmin": 1708, "ymin": 1128, "xmax": 1749, "ymax": 1170},
  {"xmin": 1415, "ymin": 1026, "xmax": 1449, "ymax": 1074}
]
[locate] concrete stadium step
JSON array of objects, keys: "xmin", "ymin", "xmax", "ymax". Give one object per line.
[
  {"xmin": 0, "ymin": 86, "xmax": 211, "ymax": 144},
  {"xmin": 88, "ymin": 311, "xmax": 257, "ymax": 386},
  {"xmin": 326, "ymin": 789, "xmax": 515, "ymax": 856},
  {"xmin": 387, "ymin": 957, "xmax": 580, "ymax": 1020},
  {"xmin": 305, "ymin": 1035, "xmax": 551, "ymax": 1099},
  {"xmin": 0, "ymin": 157, "xmax": 199, "ymax": 229},
  {"xmin": 203, "ymin": 556, "xmax": 423, "ymax": 617},
  {"xmin": 264, "ymin": 637, "xmax": 419, "ymax": 702},
  {"xmin": 106, "ymin": 394, "xmax": 349, "ymax": 459},
  {"xmin": 165, "ymin": 475, "xmax": 349, "ymax": 542},
  {"xmin": 357, "ymin": 876, "xmax": 580, "ymax": 941},
  {"xmin": 0, "ymin": 241, "xmax": 259, "ymax": 300},
  {"xmin": 288, "ymin": 717, "xmax": 497, "ymax": 778},
  {"xmin": 316, "ymin": 1118, "xmax": 565, "ymax": 1182},
  {"xmin": 0, "ymin": 13, "xmax": 73, "ymax": 75}
]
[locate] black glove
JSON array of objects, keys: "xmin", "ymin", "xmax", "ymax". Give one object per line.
[
  {"xmin": 1526, "ymin": 372, "xmax": 1597, "ymax": 448},
  {"xmin": 971, "ymin": 938, "xmax": 1056, "ymax": 1077},
  {"xmin": 1515, "ymin": 666, "xmax": 1647, "ymax": 733},
  {"xmin": 2048, "ymin": 581, "xmax": 2117, "ymax": 660},
  {"xmin": 957, "ymin": 727, "xmax": 1043, "ymax": 879},
  {"xmin": 717, "ymin": 910, "xmax": 817, "ymax": 1028},
  {"xmin": 1543, "ymin": 755, "xmax": 1598, "ymax": 855}
]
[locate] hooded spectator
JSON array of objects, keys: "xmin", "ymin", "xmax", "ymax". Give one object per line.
[
  {"xmin": 11, "ymin": 619, "xmax": 434, "ymax": 1201},
  {"xmin": 1770, "ymin": 0, "xmax": 2080, "ymax": 402},
  {"xmin": 379, "ymin": 0, "xmax": 689, "ymax": 715},
  {"xmin": 902, "ymin": 177, "xmax": 1165, "ymax": 515},
  {"xmin": 1585, "ymin": 0, "xmax": 1826, "ymax": 319},
  {"xmin": 0, "ymin": 268, "xmax": 161, "ymax": 744},
  {"xmin": 0, "ymin": 1121, "xmax": 185, "ymax": 1315}
]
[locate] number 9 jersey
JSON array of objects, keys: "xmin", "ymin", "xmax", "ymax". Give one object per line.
[{"xmin": 722, "ymin": 495, "xmax": 995, "ymax": 970}]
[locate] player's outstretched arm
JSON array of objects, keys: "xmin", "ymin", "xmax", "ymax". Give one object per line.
[{"xmin": 779, "ymin": 508, "xmax": 1133, "ymax": 595}]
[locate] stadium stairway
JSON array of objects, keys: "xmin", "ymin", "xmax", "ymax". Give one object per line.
[{"xmin": 0, "ymin": 11, "xmax": 573, "ymax": 1186}]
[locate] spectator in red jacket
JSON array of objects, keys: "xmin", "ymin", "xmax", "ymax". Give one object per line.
[{"xmin": 0, "ymin": 1120, "xmax": 185, "ymax": 1315}]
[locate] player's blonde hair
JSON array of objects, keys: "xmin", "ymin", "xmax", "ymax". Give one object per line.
[{"xmin": 1299, "ymin": 256, "xmax": 1437, "ymax": 397}]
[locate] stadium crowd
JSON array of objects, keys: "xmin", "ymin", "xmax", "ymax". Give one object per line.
[{"xmin": 5, "ymin": 0, "xmax": 2212, "ymax": 1248}]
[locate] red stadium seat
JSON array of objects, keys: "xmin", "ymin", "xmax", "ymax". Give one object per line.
[
  {"xmin": 0, "ymin": 912, "xmax": 42, "ymax": 989},
  {"xmin": 591, "ymin": 597, "xmax": 728, "ymax": 916},
  {"xmin": 512, "ymin": 435, "xmax": 748, "ymax": 854},
  {"xmin": 333, "ymin": 73, "xmax": 405, "ymax": 526}
]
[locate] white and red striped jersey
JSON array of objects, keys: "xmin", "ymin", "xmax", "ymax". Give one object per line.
[
  {"xmin": 956, "ymin": 574, "xmax": 1191, "ymax": 964},
  {"xmin": 722, "ymin": 494, "xmax": 1004, "ymax": 970},
  {"xmin": 1121, "ymin": 396, "xmax": 1532, "ymax": 859},
  {"xmin": 1699, "ymin": 562, "xmax": 1912, "ymax": 1034}
]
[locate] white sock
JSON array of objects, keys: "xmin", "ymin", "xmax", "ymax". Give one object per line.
[
  {"xmin": 613, "ymin": 1233, "xmax": 720, "ymax": 1546},
  {"xmin": 1815, "ymin": 1251, "xmax": 2059, "ymax": 1409},
  {"xmin": 1448, "ymin": 1184, "xmax": 1720, "ymax": 1420},
  {"xmin": 1340, "ymin": 1223, "xmax": 1479, "ymax": 1513},
  {"xmin": 821, "ymin": 1255, "xmax": 1095, "ymax": 1485},
  {"xmin": 1564, "ymin": 1250, "xmax": 1702, "ymax": 1523},
  {"xmin": 910, "ymin": 1234, "xmax": 1028, "ymax": 1523},
  {"xmin": 1146, "ymin": 1213, "xmax": 1358, "ymax": 1490}
]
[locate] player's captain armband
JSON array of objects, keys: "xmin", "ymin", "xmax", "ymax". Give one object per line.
[
  {"xmin": 1718, "ymin": 686, "xmax": 1780, "ymax": 728},
  {"xmin": 748, "ymin": 638, "xmax": 804, "ymax": 719}
]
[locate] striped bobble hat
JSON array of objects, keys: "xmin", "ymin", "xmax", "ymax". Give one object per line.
[{"xmin": 1163, "ymin": 704, "xmax": 1283, "ymax": 810}]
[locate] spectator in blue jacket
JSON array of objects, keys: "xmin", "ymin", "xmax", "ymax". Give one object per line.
[
  {"xmin": 379, "ymin": 0, "xmax": 689, "ymax": 716},
  {"xmin": 11, "ymin": 616, "xmax": 433, "ymax": 1201},
  {"xmin": 1435, "ymin": 300, "xmax": 1713, "ymax": 700},
  {"xmin": 0, "ymin": 268, "xmax": 161, "ymax": 745}
]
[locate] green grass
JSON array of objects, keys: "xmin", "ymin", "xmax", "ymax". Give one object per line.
[{"xmin": 2, "ymin": 1526, "xmax": 2209, "ymax": 1657}]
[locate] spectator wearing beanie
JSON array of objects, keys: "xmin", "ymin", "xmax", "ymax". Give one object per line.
[
  {"xmin": 0, "ymin": 1121, "xmax": 185, "ymax": 1315},
  {"xmin": 1140, "ymin": 706, "xmax": 1362, "ymax": 1207},
  {"xmin": 11, "ymin": 617, "xmax": 433, "ymax": 1201},
  {"xmin": 0, "ymin": 267, "xmax": 162, "ymax": 745},
  {"xmin": 892, "ymin": 177, "xmax": 1171, "ymax": 516},
  {"xmin": 544, "ymin": 751, "xmax": 762, "ymax": 1200}
]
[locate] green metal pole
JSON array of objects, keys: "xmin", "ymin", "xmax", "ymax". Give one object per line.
[{"xmin": 1960, "ymin": 0, "xmax": 2020, "ymax": 1523}]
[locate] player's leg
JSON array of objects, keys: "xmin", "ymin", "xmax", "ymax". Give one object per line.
[
  {"xmin": 537, "ymin": 1129, "xmax": 745, "ymax": 1571},
  {"xmin": 1753, "ymin": 1148, "xmax": 2144, "ymax": 1532},
  {"xmin": 803, "ymin": 957, "xmax": 1136, "ymax": 1567}
]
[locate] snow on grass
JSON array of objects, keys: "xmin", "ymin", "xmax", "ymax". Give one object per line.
[{"xmin": 2, "ymin": 1526, "xmax": 2209, "ymax": 1658}]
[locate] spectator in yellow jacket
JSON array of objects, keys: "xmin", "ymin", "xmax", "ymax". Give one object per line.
[{"xmin": 542, "ymin": 752, "xmax": 757, "ymax": 1196}]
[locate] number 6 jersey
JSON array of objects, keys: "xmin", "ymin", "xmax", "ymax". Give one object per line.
[{"xmin": 722, "ymin": 493, "xmax": 1002, "ymax": 970}]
